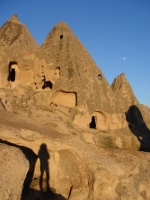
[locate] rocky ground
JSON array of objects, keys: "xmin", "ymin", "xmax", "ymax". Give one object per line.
[{"xmin": 0, "ymin": 107, "xmax": 150, "ymax": 200}]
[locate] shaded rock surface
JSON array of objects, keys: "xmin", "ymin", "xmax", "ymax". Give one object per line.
[{"xmin": 126, "ymin": 105, "xmax": 150, "ymax": 152}]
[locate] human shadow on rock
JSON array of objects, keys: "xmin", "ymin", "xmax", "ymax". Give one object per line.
[
  {"xmin": 126, "ymin": 105, "xmax": 150, "ymax": 152},
  {"xmin": 0, "ymin": 139, "xmax": 38, "ymax": 187},
  {"xmin": 22, "ymin": 143, "xmax": 66, "ymax": 200},
  {"xmin": 38, "ymin": 143, "xmax": 51, "ymax": 194},
  {"xmin": 21, "ymin": 188, "xmax": 66, "ymax": 200},
  {"xmin": 0, "ymin": 139, "xmax": 66, "ymax": 199}
]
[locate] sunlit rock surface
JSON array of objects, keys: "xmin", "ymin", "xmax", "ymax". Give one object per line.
[{"xmin": 0, "ymin": 14, "xmax": 150, "ymax": 200}]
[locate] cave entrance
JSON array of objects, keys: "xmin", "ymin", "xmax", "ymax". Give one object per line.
[
  {"xmin": 89, "ymin": 116, "xmax": 97, "ymax": 129},
  {"xmin": 8, "ymin": 61, "xmax": 18, "ymax": 82},
  {"xmin": 42, "ymin": 76, "xmax": 53, "ymax": 89},
  {"xmin": 10, "ymin": 68, "xmax": 15, "ymax": 82}
]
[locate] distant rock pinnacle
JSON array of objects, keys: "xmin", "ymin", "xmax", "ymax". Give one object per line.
[{"xmin": 8, "ymin": 14, "xmax": 20, "ymax": 24}]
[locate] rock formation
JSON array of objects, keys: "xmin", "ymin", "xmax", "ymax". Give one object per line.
[
  {"xmin": 0, "ymin": 109, "xmax": 150, "ymax": 200},
  {"xmin": 0, "ymin": 143, "xmax": 29, "ymax": 200},
  {"xmin": 0, "ymin": 14, "xmax": 150, "ymax": 200},
  {"xmin": 0, "ymin": 14, "xmax": 39, "ymax": 89},
  {"xmin": 34, "ymin": 22, "xmax": 127, "ymax": 131},
  {"xmin": 111, "ymin": 73, "xmax": 139, "ymax": 111}
]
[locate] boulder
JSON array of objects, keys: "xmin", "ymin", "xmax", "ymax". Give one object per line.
[{"xmin": 0, "ymin": 143, "xmax": 29, "ymax": 200}]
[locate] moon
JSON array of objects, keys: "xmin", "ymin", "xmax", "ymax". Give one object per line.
[{"xmin": 123, "ymin": 57, "xmax": 126, "ymax": 60}]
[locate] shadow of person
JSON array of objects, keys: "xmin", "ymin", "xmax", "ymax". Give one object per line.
[
  {"xmin": 38, "ymin": 143, "xmax": 52, "ymax": 195},
  {"xmin": 126, "ymin": 105, "xmax": 150, "ymax": 152}
]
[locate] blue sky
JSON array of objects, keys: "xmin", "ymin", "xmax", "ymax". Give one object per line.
[{"xmin": 0, "ymin": 0, "xmax": 150, "ymax": 107}]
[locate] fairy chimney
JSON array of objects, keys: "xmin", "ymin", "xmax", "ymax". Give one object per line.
[
  {"xmin": 111, "ymin": 73, "xmax": 139, "ymax": 111},
  {"xmin": 34, "ymin": 22, "xmax": 126, "ymax": 130},
  {"xmin": 0, "ymin": 14, "xmax": 39, "ymax": 88},
  {"xmin": 112, "ymin": 73, "xmax": 150, "ymax": 129}
]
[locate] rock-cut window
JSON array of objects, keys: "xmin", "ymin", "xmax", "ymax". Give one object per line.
[{"xmin": 60, "ymin": 35, "xmax": 63, "ymax": 39}]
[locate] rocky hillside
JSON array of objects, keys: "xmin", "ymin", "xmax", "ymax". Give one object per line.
[
  {"xmin": 34, "ymin": 21, "xmax": 117, "ymax": 113},
  {"xmin": 0, "ymin": 109, "xmax": 150, "ymax": 200},
  {"xmin": 0, "ymin": 14, "xmax": 150, "ymax": 200}
]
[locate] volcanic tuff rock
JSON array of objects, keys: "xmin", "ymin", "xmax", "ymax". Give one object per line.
[
  {"xmin": 0, "ymin": 14, "xmax": 39, "ymax": 89},
  {"xmin": 0, "ymin": 110, "xmax": 150, "ymax": 200},
  {"xmin": 34, "ymin": 21, "xmax": 127, "ymax": 130},
  {"xmin": 34, "ymin": 21, "xmax": 117, "ymax": 113},
  {"xmin": 0, "ymin": 14, "xmax": 150, "ymax": 200},
  {"xmin": 111, "ymin": 73, "xmax": 139, "ymax": 111},
  {"xmin": 0, "ymin": 143, "xmax": 29, "ymax": 200},
  {"xmin": 112, "ymin": 73, "xmax": 150, "ymax": 130},
  {"xmin": 140, "ymin": 104, "xmax": 150, "ymax": 128}
]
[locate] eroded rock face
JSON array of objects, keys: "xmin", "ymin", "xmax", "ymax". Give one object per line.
[
  {"xmin": 48, "ymin": 90, "xmax": 77, "ymax": 107},
  {"xmin": 0, "ymin": 16, "xmax": 128, "ymax": 131},
  {"xmin": 0, "ymin": 110, "xmax": 150, "ymax": 200},
  {"xmin": 34, "ymin": 22, "xmax": 115, "ymax": 114},
  {"xmin": 111, "ymin": 73, "xmax": 139, "ymax": 111},
  {"xmin": 92, "ymin": 148, "xmax": 150, "ymax": 200},
  {"xmin": 0, "ymin": 15, "xmax": 150, "ymax": 200},
  {"xmin": 0, "ymin": 14, "xmax": 39, "ymax": 89},
  {"xmin": 34, "ymin": 22, "xmax": 128, "ymax": 130},
  {"xmin": 0, "ymin": 143, "xmax": 29, "ymax": 200},
  {"xmin": 0, "ymin": 15, "xmax": 149, "ymax": 134}
]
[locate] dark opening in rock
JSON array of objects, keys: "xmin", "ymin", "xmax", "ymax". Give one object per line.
[
  {"xmin": 98, "ymin": 74, "xmax": 102, "ymax": 80},
  {"xmin": 10, "ymin": 68, "xmax": 16, "ymax": 82},
  {"xmin": 60, "ymin": 35, "xmax": 63, "ymax": 39},
  {"xmin": 8, "ymin": 61, "xmax": 18, "ymax": 82},
  {"xmin": 42, "ymin": 80, "xmax": 53, "ymax": 89},
  {"xmin": 89, "ymin": 116, "xmax": 96, "ymax": 129}
]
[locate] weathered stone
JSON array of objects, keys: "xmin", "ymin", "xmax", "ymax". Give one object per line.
[
  {"xmin": 34, "ymin": 22, "xmax": 129, "ymax": 130},
  {"xmin": 0, "ymin": 143, "xmax": 29, "ymax": 200},
  {"xmin": 0, "ymin": 14, "xmax": 39, "ymax": 89},
  {"xmin": 0, "ymin": 15, "xmax": 150, "ymax": 200},
  {"xmin": 111, "ymin": 73, "xmax": 139, "ymax": 112},
  {"xmin": 0, "ymin": 110, "xmax": 150, "ymax": 200}
]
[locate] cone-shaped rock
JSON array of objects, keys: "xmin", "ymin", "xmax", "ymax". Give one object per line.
[
  {"xmin": 0, "ymin": 14, "xmax": 38, "ymax": 51},
  {"xmin": 112, "ymin": 73, "xmax": 150, "ymax": 131},
  {"xmin": 0, "ymin": 14, "xmax": 39, "ymax": 88},
  {"xmin": 111, "ymin": 73, "xmax": 139, "ymax": 111},
  {"xmin": 34, "ymin": 22, "xmax": 126, "ymax": 130}
]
